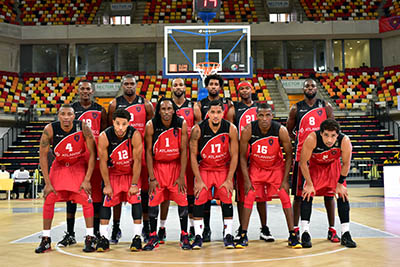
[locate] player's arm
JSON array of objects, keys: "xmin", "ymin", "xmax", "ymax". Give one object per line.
[
  {"xmin": 226, "ymin": 105, "xmax": 235, "ymax": 123},
  {"xmin": 144, "ymin": 99, "xmax": 155, "ymax": 121},
  {"xmin": 98, "ymin": 132, "xmax": 113, "ymax": 197},
  {"xmin": 286, "ymin": 104, "xmax": 298, "ymax": 141},
  {"xmin": 239, "ymin": 124, "xmax": 253, "ymax": 195},
  {"xmin": 130, "ymin": 130, "xmax": 143, "ymax": 195},
  {"xmin": 107, "ymin": 99, "xmax": 117, "ymax": 127},
  {"xmin": 336, "ymin": 135, "xmax": 352, "ymax": 201},
  {"xmin": 144, "ymin": 121, "xmax": 156, "ymax": 193},
  {"xmin": 39, "ymin": 124, "xmax": 55, "ymax": 197},
  {"xmin": 194, "ymin": 102, "xmax": 203, "ymax": 120},
  {"xmin": 190, "ymin": 124, "xmax": 207, "ymax": 197},
  {"xmin": 81, "ymin": 122, "xmax": 96, "ymax": 194},
  {"xmin": 100, "ymin": 107, "xmax": 108, "ymax": 131},
  {"xmin": 279, "ymin": 126, "xmax": 293, "ymax": 193},
  {"xmin": 220, "ymin": 123, "xmax": 238, "ymax": 197},
  {"xmin": 325, "ymin": 102, "xmax": 335, "ymax": 120},
  {"xmin": 299, "ymin": 132, "xmax": 317, "ymax": 201},
  {"xmin": 193, "ymin": 102, "xmax": 202, "ymax": 124},
  {"xmin": 175, "ymin": 120, "xmax": 188, "ymax": 194}
]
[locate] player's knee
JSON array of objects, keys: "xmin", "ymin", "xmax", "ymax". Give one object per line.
[
  {"xmin": 278, "ymin": 190, "xmax": 292, "ymax": 209},
  {"xmin": 148, "ymin": 205, "xmax": 159, "ymax": 218},
  {"xmin": 131, "ymin": 203, "xmax": 142, "ymax": 220},
  {"xmin": 66, "ymin": 201, "xmax": 77, "ymax": 214},
  {"xmin": 294, "ymin": 195, "xmax": 302, "ymax": 202},
  {"xmin": 221, "ymin": 202, "xmax": 233, "ymax": 218},
  {"xmin": 178, "ymin": 205, "xmax": 188, "ymax": 218},
  {"xmin": 324, "ymin": 196, "xmax": 334, "ymax": 201},
  {"xmin": 193, "ymin": 204, "xmax": 204, "ymax": 218},
  {"xmin": 82, "ymin": 203, "xmax": 94, "ymax": 218},
  {"xmin": 187, "ymin": 195, "xmax": 195, "ymax": 206},
  {"xmin": 100, "ymin": 206, "xmax": 111, "ymax": 220}
]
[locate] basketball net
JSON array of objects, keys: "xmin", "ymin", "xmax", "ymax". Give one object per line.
[{"xmin": 196, "ymin": 62, "xmax": 221, "ymax": 88}]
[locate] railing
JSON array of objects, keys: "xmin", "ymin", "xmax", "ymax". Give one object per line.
[
  {"xmin": 0, "ymin": 126, "xmax": 23, "ymax": 157},
  {"xmin": 348, "ymin": 159, "xmax": 379, "ymax": 181}
]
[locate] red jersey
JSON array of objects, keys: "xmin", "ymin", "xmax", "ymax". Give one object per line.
[
  {"xmin": 175, "ymin": 99, "xmax": 195, "ymax": 137},
  {"xmin": 310, "ymin": 130, "xmax": 344, "ymax": 166},
  {"xmin": 116, "ymin": 95, "xmax": 147, "ymax": 136},
  {"xmin": 233, "ymin": 101, "xmax": 257, "ymax": 139},
  {"xmin": 72, "ymin": 101, "xmax": 103, "ymax": 141},
  {"xmin": 200, "ymin": 97, "xmax": 230, "ymax": 120},
  {"xmin": 152, "ymin": 117, "xmax": 183, "ymax": 161},
  {"xmin": 198, "ymin": 119, "xmax": 231, "ymax": 170}
]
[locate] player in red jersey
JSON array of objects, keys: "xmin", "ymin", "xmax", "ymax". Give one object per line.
[
  {"xmin": 96, "ymin": 108, "xmax": 143, "ymax": 252},
  {"xmin": 227, "ymin": 81, "xmax": 274, "ymax": 244},
  {"xmin": 107, "ymin": 74, "xmax": 154, "ymax": 243},
  {"xmin": 286, "ymin": 79, "xmax": 337, "ymax": 242},
  {"xmin": 58, "ymin": 80, "xmax": 108, "ymax": 247},
  {"xmin": 35, "ymin": 104, "xmax": 97, "ymax": 253},
  {"xmin": 194, "ymin": 74, "xmax": 233, "ymax": 242},
  {"xmin": 157, "ymin": 78, "xmax": 202, "ymax": 242},
  {"xmin": 143, "ymin": 98, "xmax": 191, "ymax": 250},
  {"xmin": 299, "ymin": 119, "xmax": 357, "ymax": 248},
  {"xmin": 235, "ymin": 103, "xmax": 302, "ymax": 249},
  {"xmin": 190, "ymin": 100, "xmax": 238, "ymax": 249}
]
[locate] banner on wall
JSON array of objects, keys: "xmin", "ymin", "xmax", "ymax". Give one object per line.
[
  {"xmin": 379, "ymin": 16, "xmax": 400, "ymax": 33},
  {"xmin": 111, "ymin": 3, "xmax": 133, "ymax": 11}
]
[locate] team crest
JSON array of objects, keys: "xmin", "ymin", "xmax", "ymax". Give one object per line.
[
  {"xmin": 331, "ymin": 150, "xmax": 337, "ymax": 155},
  {"xmin": 74, "ymin": 135, "xmax": 80, "ymax": 142},
  {"xmin": 92, "ymin": 112, "xmax": 98, "ymax": 119},
  {"xmin": 221, "ymin": 135, "xmax": 226, "ymax": 143},
  {"xmin": 268, "ymin": 139, "xmax": 274, "ymax": 146},
  {"xmin": 184, "ymin": 110, "xmax": 190, "ymax": 116},
  {"xmin": 317, "ymin": 110, "xmax": 323, "ymax": 116},
  {"xmin": 173, "ymin": 128, "xmax": 179, "ymax": 137},
  {"xmin": 136, "ymin": 106, "xmax": 141, "ymax": 112}
]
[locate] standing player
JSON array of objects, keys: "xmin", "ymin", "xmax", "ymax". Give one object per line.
[
  {"xmin": 35, "ymin": 104, "xmax": 96, "ymax": 253},
  {"xmin": 96, "ymin": 109, "xmax": 143, "ymax": 252},
  {"xmin": 157, "ymin": 78, "xmax": 201, "ymax": 243},
  {"xmin": 236, "ymin": 103, "xmax": 302, "ymax": 249},
  {"xmin": 58, "ymin": 80, "xmax": 107, "ymax": 247},
  {"xmin": 194, "ymin": 74, "xmax": 233, "ymax": 242},
  {"xmin": 286, "ymin": 79, "xmax": 337, "ymax": 242},
  {"xmin": 226, "ymin": 81, "xmax": 274, "ymax": 244},
  {"xmin": 190, "ymin": 100, "xmax": 238, "ymax": 249},
  {"xmin": 144, "ymin": 98, "xmax": 191, "ymax": 250},
  {"xmin": 107, "ymin": 74, "xmax": 154, "ymax": 243},
  {"xmin": 299, "ymin": 119, "xmax": 357, "ymax": 248}
]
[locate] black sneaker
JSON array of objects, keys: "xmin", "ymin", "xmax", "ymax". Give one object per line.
[
  {"xmin": 130, "ymin": 235, "xmax": 142, "ymax": 252},
  {"xmin": 180, "ymin": 231, "xmax": 191, "ymax": 250},
  {"xmin": 260, "ymin": 226, "xmax": 275, "ymax": 242},
  {"xmin": 96, "ymin": 236, "xmax": 110, "ymax": 252},
  {"xmin": 35, "ymin": 236, "xmax": 51, "ymax": 253},
  {"xmin": 83, "ymin": 236, "xmax": 96, "ymax": 252},
  {"xmin": 57, "ymin": 232, "xmax": 76, "ymax": 247},
  {"xmin": 142, "ymin": 226, "xmax": 150, "ymax": 243},
  {"xmin": 189, "ymin": 226, "xmax": 195, "ymax": 241},
  {"xmin": 234, "ymin": 226, "xmax": 242, "ymax": 242},
  {"xmin": 143, "ymin": 232, "xmax": 159, "ymax": 251},
  {"xmin": 234, "ymin": 233, "xmax": 248, "ymax": 248},
  {"xmin": 157, "ymin": 227, "xmax": 166, "ymax": 244},
  {"xmin": 301, "ymin": 231, "xmax": 312, "ymax": 248},
  {"xmin": 288, "ymin": 232, "xmax": 302, "ymax": 249},
  {"xmin": 223, "ymin": 234, "xmax": 235, "ymax": 249},
  {"xmin": 202, "ymin": 227, "xmax": 211, "ymax": 242},
  {"xmin": 341, "ymin": 231, "xmax": 357, "ymax": 248},
  {"xmin": 191, "ymin": 234, "xmax": 203, "ymax": 250},
  {"xmin": 110, "ymin": 228, "xmax": 122, "ymax": 245}
]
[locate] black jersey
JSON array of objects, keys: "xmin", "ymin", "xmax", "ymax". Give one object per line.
[
  {"xmin": 233, "ymin": 101, "xmax": 257, "ymax": 138},
  {"xmin": 200, "ymin": 97, "xmax": 229, "ymax": 120},
  {"xmin": 152, "ymin": 117, "xmax": 183, "ymax": 161},
  {"xmin": 72, "ymin": 101, "xmax": 103, "ymax": 138},
  {"xmin": 51, "ymin": 120, "xmax": 85, "ymax": 163},
  {"xmin": 115, "ymin": 95, "xmax": 147, "ymax": 135},
  {"xmin": 311, "ymin": 130, "xmax": 345, "ymax": 165}
]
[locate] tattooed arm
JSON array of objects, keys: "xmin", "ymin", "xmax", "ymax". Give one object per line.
[{"xmin": 39, "ymin": 124, "xmax": 55, "ymax": 197}]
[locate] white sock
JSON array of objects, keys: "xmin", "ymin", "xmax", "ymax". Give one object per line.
[
  {"xmin": 159, "ymin": 220, "xmax": 166, "ymax": 228},
  {"xmin": 301, "ymin": 220, "xmax": 310, "ymax": 234},
  {"xmin": 341, "ymin": 222, "xmax": 350, "ymax": 234},
  {"xmin": 224, "ymin": 219, "xmax": 233, "ymax": 237},
  {"xmin": 100, "ymin": 224, "xmax": 109, "ymax": 238},
  {"xmin": 194, "ymin": 219, "xmax": 203, "ymax": 236},
  {"xmin": 133, "ymin": 223, "xmax": 142, "ymax": 237},
  {"xmin": 42, "ymin": 230, "xmax": 51, "ymax": 237},
  {"xmin": 189, "ymin": 218, "xmax": 194, "ymax": 228},
  {"xmin": 86, "ymin": 227, "xmax": 94, "ymax": 237}
]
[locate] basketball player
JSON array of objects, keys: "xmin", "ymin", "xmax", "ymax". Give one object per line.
[
  {"xmin": 96, "ymin": 109, "xmax": 143, "ymax": 252},
  {"xmin": 190, "ymin": 100, "xmax": 238, "ymax": 249},
  {"xmin": 157, "ymin": 78, "xmax": 201, "ymax": 243},
  {"xmin": 299, "ymin": 119, "xmax": 357, "ymax": 248},
  {"xmin": 58, "ymin": 80, "xmax": 107, "ymax": 247},
  {"xmin": 226, "ymin": 81, "xmax": 274, "ymax": 244},
  {"xmin": 194, "ymin": 73, "xmax": 233, "ymax": 242},
  {"xmin": 35, "ymin": 104, "xmax": 96, "ymax": 253},
  {"xmin": 286, "ymin": 79, "xmax": 338, "ymax": 242},
  {"xmin": 107, "ymin": 74, "xmax": 154, "ymax": 243},
  {"xmin": 236, "ymin": 103, "xmax": 302, "ymax": 249},
  {"xmin": 143, "ymin": 98, "xmax": 191, "ymax": 250}
]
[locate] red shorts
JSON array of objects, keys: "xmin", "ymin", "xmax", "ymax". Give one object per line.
[
  {"xmin": 308, "ymin": 159, "xmax": 344, "ymax": 197},
  {"xmin": 103, "ymin": 173, "xmax": 141, "ymax": 207},
  {"xmin": 149, "ymin": 160, "xmax": 188, "ymax": 207},
  {"xmin": 45, "ymin": 190, "xmax": 92, "ymax": 206},
  {"xmin": 195, "ymin": 168, "xmax": 232, "ymax": 205},
  {"xmin": 50, "ymin": 159, "xmax": 86, "ymax": 192},
  {"xmin": 90, "ymin": 160, "xmax": 103, "ymax": 203}
]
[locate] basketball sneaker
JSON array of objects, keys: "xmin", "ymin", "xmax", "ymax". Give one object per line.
[
  {"xmin": 202, "ymin": 227, "xmax": 211, "ymax": 242},
  {"xmin": 83, "ymin": 235, "xmax": 96, "ymax": 253},
  {"xmin": 191, "ymin": 235, "xmax": 203, "ymax": 250},
  {"xmin": 96, "ymin": 236, "xmax": 110, "ymax": 252},
  {"xmin": 142, "ymin": 225, "xmax": 150, "ymax": 243},
  {"xmin": 328, "ymin": 227, "xmax": 340, "ymax": 243},
  {"xmin": 288, "ymin": 232, "xmax": 302, "ymax": 249},
  {"xmin": 234, "ymin": 226, "xmax": 242, "ymax": 242},
  {"xmin": 35, "ymin": 236, "xmax": 51, "ymax": 253},
  {"xmin": 260, "ymin": 226, "xmax": 275, "ymax": 242},
  {"xmin": 341, "ymin": 231, "xmax": 357, "ymax": 248},
  {"xmin": 234, "ymin": 232, "xmax": 248, "ymax": 249},
  {"xmin": 143, "ymin": 232, "xmax": 159, "ymax": 251},
  {"xmin": 224, "ymin": 234, "xmax": 235, "ymax": 249},
  {"xmin": 110, "ymin": 227, "xmax": 122, "ymax": 245},
  {"xmin": 158, "ymin": 227, "xmax": 166, "ymax": 244},
  {"xmin": 294, "ymin": 227, "xmax": 300, "ymax": 241},
  {"xmin": 189, "ymin": 226, "xmax": 195, "ymax": 241},
  {"xmin": 130, "ymin": 235, "xmax": 142, "ymax": 251},
  {"xmin": 180, "ymin": 231, "xmax": 192, "ymax": 250},
  {"xmin": 301, "ymin": 231, "xmax": 312, "ymax": 248},
  {"xmin": 57, "ymin": 232, "xmax": 76, "ymax": 247}
]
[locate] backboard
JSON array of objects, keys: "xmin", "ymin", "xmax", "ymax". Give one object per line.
[{"xmin": 163, "ymin": 25, "xmax": 252, "ymax": 79}]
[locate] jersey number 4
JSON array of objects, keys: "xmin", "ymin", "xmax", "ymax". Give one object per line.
[{"xmin": 65, "ymin": 143, "xmax": 73, "ymax": 152}]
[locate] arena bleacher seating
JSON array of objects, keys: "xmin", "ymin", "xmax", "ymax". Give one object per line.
[
  {"xmin": 0, "ymin": 0, "xmax": 19, "ymax": 24},
  {"xmin": 377, "ymin": 65, "xmax": 400, "ymax": 108},
  {"xmin": 0, "ymin": 71, "xmax": 27, "ymax": 113},
  {"xmin": 383, "ymin": 0, "xmax": 400, "ymax": 17}
]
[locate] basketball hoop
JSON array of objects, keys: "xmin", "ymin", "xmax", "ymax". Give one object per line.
[{"xmin": 195, "ymin": 62, "xmax": 221, "ymax": 82}]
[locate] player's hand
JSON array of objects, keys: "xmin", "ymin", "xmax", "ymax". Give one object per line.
[
  {"xmin": 336, "ymin": 183, "xmax": 348, "ymax": 201},
  {"xmin": 103, "ymin": 184, "xmax": 113, "ymax": 198},
  {"xmin": 128, "ymin": 184, "xmax": 139, "ymax": 196},
  {"xmin": 80, "ymin": 180, "xmax": 92, "ymax": 196},
  {"xmin": 279, "ymin": 180, "xmax": 290, "ymax": 194},
  {"xmin": 244, "ymin": 178, "xmax": 254, "ymax": 196},
  {"xmin": 43, "ymin": 184, "xmax": 56, "ymax": 198},
  {"xmin": 148, "ymin": 179, "xmax": 159, "ymax": 196},
  {"xmin": 194, "ymin": 177, "xmax": 207, "ymax": 199},
  {"xmin": 173, "ymin": 175, "xmax": 187, "ymax": 194},
  {"xmin": 219, "ymin": 179, "xmax": 233, "ymax": 199},
  {"xmin": 302, "ymin": 183, "xmax": 315, "ymax": 202}
]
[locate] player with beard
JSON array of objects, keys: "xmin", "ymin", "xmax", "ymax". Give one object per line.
[
  {"xmin": 286, "ymin": 79, "xmax": 336, "ymax": 243},
  {"xmin": 157, "ymin": 78, "xmax": 201, "ymax": 243},
  {"xmin": 226, "ymin": 81, "xmax": 274, "ymax": 245},
  {"xmin": 194, "ymin": 74, "xmax": 233, "ymax": 242},
  {"xmin": 107, "ymin": 75, "xmax": 154, "ymax": 243},
  {"xmin": 190, "ymin": 100, "xmax": 238, "ymax": 249}
]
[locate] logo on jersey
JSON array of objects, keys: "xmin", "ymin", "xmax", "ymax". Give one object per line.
[
  {"xmin": 221, "ymin": 135, "xmax": 226, "ymax": 143},
  {"xmin": 74, "ymin": 135, "xmax": 80, "ymax": 142},
  {"xmin": 317, "ymin": 110, "xmax": 323, "ymax": 116},
  {"xmin": 269, "ymin": 139, "xmax": 274, "ymax": 146},
  {"xmin": 331, "ymin": 150, "xmax": 337, "ymax": 155},
  {"xmin": 136, "ymin": 106, "xmax": 141, "ymax": 112},
  {"xmin": 184, "ymin": 110, "xmax": 190, "ymax": 116},
  {"xmin": 173, "ymin": 128, "xmax": 179, "ymax": 137},
  {"xmin": 92, "ymin": 112, "xmax": 98, "ymax": 119}
]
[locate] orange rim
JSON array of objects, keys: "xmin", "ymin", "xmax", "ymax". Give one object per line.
[{"xmin": 196, "ymin": 62, "xmax": 220, "ymax": 76}]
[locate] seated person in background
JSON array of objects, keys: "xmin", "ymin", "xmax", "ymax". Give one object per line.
[
  {"xmin": 0, "ymin": 165, "xmax": 10, "ymax": 178},
  {"xmin": 12, "ymin": 167, "xmax": 31, "ymax": 199}
]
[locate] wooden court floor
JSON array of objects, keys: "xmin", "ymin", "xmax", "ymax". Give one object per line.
[{"xmin": 0, "ymin": 187, "xmax": 399, "ymax": 267}]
